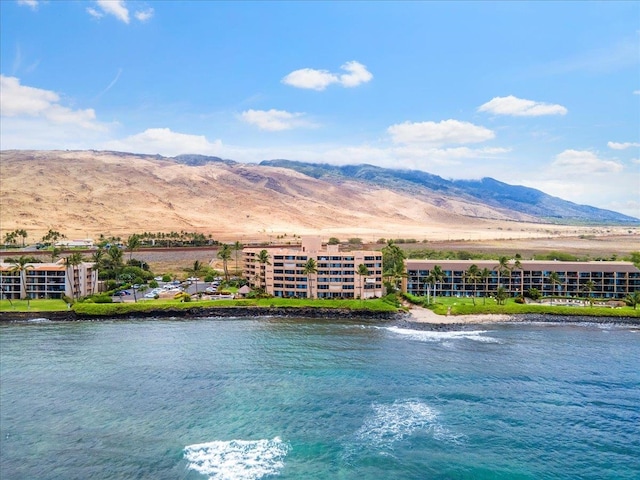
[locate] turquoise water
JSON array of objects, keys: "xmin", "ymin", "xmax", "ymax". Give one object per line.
[{"xmin": 1, "ymin": 317, "xmax": 639, "ymax": 480}]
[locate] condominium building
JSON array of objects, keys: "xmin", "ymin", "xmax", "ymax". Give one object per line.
[
  {"xmin": 243, "ymin": 237, "xmax": 384, "ymax": 299},
  {"xmin": 0, "ymin": 260, "xmax": 98, "ymax": 300},
  {"xmin": 403, "ymin": 259, "xmax": 640, "ymax": 300}
]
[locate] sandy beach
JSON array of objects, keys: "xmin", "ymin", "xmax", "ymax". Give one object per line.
[{"xmin": 404, "ymin": 303, "xmax": 514, "ymax": 325}]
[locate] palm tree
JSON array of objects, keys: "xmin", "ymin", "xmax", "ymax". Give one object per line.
[
  {"xmin": 64, "ymin": 252, "xmax": 85, "ymax": 300},
  {"xmin": 188, "ymin": 260, "xmax": 204, "ymax": 296},
  {"xmin": 233, "ymin": 241, "xmax": 243, "ymax": 275},
  {"xmin": 464, "ymin": 264, "xmax": 480, "ymax": 306},
  {"xmin": 625, "ymin": 291, "xmax": 640, "ymax": 310},
  {"xmin": 495, "ymin": 256, "xmax": 509, "ymax": 291},
  {"xmin": 512, "ymin": 258, "xmax": 523, "ymax": 298},
  {"xmin": 17, "ymin": 229, "xmax": 28, "ymax": 247},
  {"xmin": 50, "ymin": 246, "xmax": 62, "ymax": 263},
  {"xmin": 480, "ymin": 267, "xmax": 492, "ymax": 305},
  {"xmin": 357, "ymin": 263, "xmax": 370, "ymax": 303},
  {"xmin": 581, "ymin": 280, "xmax": 595, "ymax": 306},
  {"xmin": 107, "ymin": 245, "xmax": 124, "ymax": 280},
  {"xmin": 9, "ymin": 256, "xmax": 35, "ymax": 307},
  {"xmin": 429, "ymin": 265, "xmax": 446, "ymax": 302},
  {"xmin": 382, "ymin": 240, "xmax": 406, "ymax": 291},
  {"xmin": 547, "ymin": 271, "xmax": 561, "ymax": 304},
  {"xmin": 257, "ymin": 249, "xmax": 271, "ymax": 291},
  {"xmin": 217, "ymin": 244, "xmax": 233, "ymax": 282},
  {"xmin": 302, "ymin": 257, "xmax": 318, "ymax": 299},
  {"xmin": 126, "ymin": 234, "xmax": 141, "ymax": 263}
]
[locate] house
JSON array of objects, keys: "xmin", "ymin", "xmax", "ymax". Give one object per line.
[
  {"xmin": 403, "ymin": 259, "xmax": 640, "ymax": 300},
  {"xmin": 0, "ymin": 259, "xmax": 98, "ymax": 300},
  {"xmin": 242, "ymin": 237, "xmax": 384, "ymax": 299}
]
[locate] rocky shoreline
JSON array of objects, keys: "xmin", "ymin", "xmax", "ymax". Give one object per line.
[{"xmin": 0, "ymin": 307, "xmax": 401, "ymax": 323}]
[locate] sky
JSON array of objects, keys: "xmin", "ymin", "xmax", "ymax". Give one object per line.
[{"xmin": 1, "ymin": 1, "xmax": 639, "ymax": 218}]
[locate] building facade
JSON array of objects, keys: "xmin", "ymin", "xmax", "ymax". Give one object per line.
[
  {"xmin": 243, "ymin": 237, "xmax": 384, "ymax": 299},
  {"xmin": 0, "ymin": 260, "xmax": 98, "ymax": 300},
  {"xmin": 403, "ymin": 259, "xmax": 640, "ymax": 300}
]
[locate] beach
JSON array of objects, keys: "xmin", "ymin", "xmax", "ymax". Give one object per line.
[{"xmin": 403, "ymin": 303, "xmax": 513, "ymax": 324}]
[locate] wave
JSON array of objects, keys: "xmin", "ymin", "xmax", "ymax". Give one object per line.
[
  {"xmin": 344, "ymin": 399, "xmax": 463, "ymax": 459},
  {"xmin": 384, "ymin": 326, "xmax": 500, "ymax": 343},
  {"xmin": 184, "ymin": 437, "xmax": 290, "ymax": 480}
]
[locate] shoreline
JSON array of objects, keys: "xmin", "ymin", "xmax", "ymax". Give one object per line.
[{"xmin": 1, "ymin": 305, "xmax": 639, "ymax": 326}]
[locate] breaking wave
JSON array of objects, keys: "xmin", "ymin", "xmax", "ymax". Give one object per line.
[{"xmin": 184, "ymin": 437, "xmax": 290, "ymax": 480}]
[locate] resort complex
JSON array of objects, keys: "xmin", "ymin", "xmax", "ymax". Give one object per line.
[
  {"xmin": 403, "ymin": 259, "xmax": 640, "ymax": 300},
  {"xmin": 0, "ymin": 260, "xmax": 98, "ymax": 300},
  {"xmin": 242, "ymin": 237, "xmax": 384, "ymax": 299}
]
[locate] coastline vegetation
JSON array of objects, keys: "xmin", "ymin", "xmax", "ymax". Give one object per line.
[{"xmin": 403, "ymin": 294, "xmax": 640, "ymax": 318}]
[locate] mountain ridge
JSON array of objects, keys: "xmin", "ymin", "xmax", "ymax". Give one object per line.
[{"xmin": 1, "ymin": 150, "xmax": 636, "ymax": 243}]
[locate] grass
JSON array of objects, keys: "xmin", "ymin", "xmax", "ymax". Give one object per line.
[
  {"xmin": 71, "ymin": 296, "xmax": 399, "ymax": 317},
  {"xmin": 0, "ymin": 299, "xmax": 71, "ymax": 312},
  {"xmin": 404, "ymin": 294, "xmax": 640, "ymax": 318}
]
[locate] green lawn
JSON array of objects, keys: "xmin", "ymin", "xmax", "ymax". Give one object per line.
[
  {"xmin": 404, "ymin": 294, "xmax": 640, "ymax": 318},
  {"xmin": 71, "ymin": 296, "xmax": 400, "ymax": 316},
  {"xmin": 0, "ymin": 299, "xmax": 71, "ymax": 312}
]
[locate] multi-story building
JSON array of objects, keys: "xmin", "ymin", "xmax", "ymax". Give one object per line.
[
  {"xmin": 243, "ymin": 237, "xmax": 384, "ymax": 299},
  {"xmin": 403, "ymin": 259, "xmax": 640, "ymax": 300},
  {"xmin": 0, "ymin": 260, "xmax": 98, "ymax": 300}
]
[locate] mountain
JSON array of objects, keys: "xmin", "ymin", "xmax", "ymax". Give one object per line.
[
  {"xmin": 0, "ymin": 150, "xmax": 636, "ymax": 243},
  {"xmin": 260, "ymin": 160, "xmax": 638, "ymax": 224}
]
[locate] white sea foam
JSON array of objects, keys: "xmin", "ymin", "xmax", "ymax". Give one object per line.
[
  {"xmin": 384, "ymin": 326, "xmax": 499, "ymax": 343},
  {"xmin": 351, "ymin": 399, "xmax": 462, "ymax": 453},
  {"xmin": 184, "ymin": 437, "xmax": 290, "ymax": 480}
]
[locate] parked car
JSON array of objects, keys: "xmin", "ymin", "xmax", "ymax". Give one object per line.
[
  {"xmin": 144, "ymin": 292, "xmax": 157, "ymax": 299},
  {"xmin": 114, "ymin": 290, "xmax": 130, "ymax": 296}
]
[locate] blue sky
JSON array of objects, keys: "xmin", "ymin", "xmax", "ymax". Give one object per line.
[{"xmin": 1, "ymin": 1, "xmax": 639, "ymax": 218}]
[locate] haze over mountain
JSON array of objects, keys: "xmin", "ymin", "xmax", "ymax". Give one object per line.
[{"xmin": 0, "ymin": 150, "xmax": 637, "ymax": 243}]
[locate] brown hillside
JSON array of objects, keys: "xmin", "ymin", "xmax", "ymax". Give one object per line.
[{"xmin": 0, "ymin": 150, "xmax": 632, "ymax": 243}]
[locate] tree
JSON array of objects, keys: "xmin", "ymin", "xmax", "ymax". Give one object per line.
[
  {"xmin": 494, "ymin": 256, "xmax": 510, "ymax": 291},
  {"xmin": 302, "ymin": 257, "xmax": 318, "ymax": 299},
  {"xmin": 50, "ymin": 246, "xmax": 62, "ymax": 263},
  {"xmin": 218, "ymin": 244, "xmax": 233, "ymax": 282},
  {"xmin": 327, "ymin": 237, "xmax": 340, "ymax": 245},
  {"xmin": 464, "ymin": 264, "xmax": 480, "ymax": 306},
  {"xmin": 429, "ymin": 265, "xmax": 446, "ymax": 302},
  {"xmin": 582, "ymin": 280, "xmax": 595, "ymax": 306},
  {"xmin": 495, "ymin": 286, "xmax": 508, "ymax": 305},
  {"xmin": 9, "ymin": 256, "xmax": 35, "ymax": 307},
  {"xmin": 187, "ymin": 260, "xmax": 204, "ymax": 295},
  {"xmin": 547, "ymin": 271, "xmax": 561, "ymax": 304},
  {"xmin": 257, "ymin": 249, "xmax": 271, "ymax": 291},
  {"xmin": 64, "ymin": 252, "xmax": 85, "ymax": 300},
  {"xmin": 512, "ymin": 258, "xmax": 523, "ymax": 297},
  {"xmin": 3, "ymin": 231, "xmax": 17, "ymax": 248},
  {"xmin": 382, "ymin": 240, "xmax": 406, "ymax": 292},
  {"xmin": 233, "ymin": 241, "xmax": 243, "ymax": 275},
  {"xmin": 16, "ymin": 229, "xmax": 28, "ymax": 247},
  {"xmin": 357, "ymin": 263, "xmax": 370, "ymax": 302},
  {"xmin": 126, "ymin": 234, "xmax": 141, "ymax": 262},
  {"xmin": 480, "ymin": 267, "xmax": 492, "ymax": 305},
  {"xmin": 625, "ymin": 291, "xmax": 640, "ymax": 309}
]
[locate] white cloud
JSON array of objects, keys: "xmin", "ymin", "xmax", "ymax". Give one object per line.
[
  {"xmin": 607, "ymin": 141, "xmax": 640, "ymax": 150},
  {"xmin": 240, "ymin": 109, "xmax": 309, "ymax": 131},
  {"xmin": 87, "ymin": 1, "xmax": 153, "ymax": 23},
  {"xmin": 387, "ymin": 119, "xmax": 495, "ymax": 146},
  {"xmin": 282, "ymin": 61, "xmax": 372, "ymax": 90},
  {"xmin": 17, "ymin": 0, "xmax": 38, "ymax": 10},
  {"xmin": 134, "ymin": 8, "xmax": 154, "ymax": 22},
  {"xmin": 95, "ymin": 0, "xmax": 129, "ymax": 23},
  {"xmin": 102, "ymin": 128, "xmax": 223, "ymax": 157},
  {"xmin": 552, "ymin": 149, "xmax": 623, "ymax": 174},
  {"xmin": 0, "ymin": 75, "xmax": 104, "ymax": 130},
  {"xmin": 338, "ymin": 61, "xmax": 374, "ymax": 88},
  {"xmin": 478, "ymin": 95, "xmax": 567, "ymax": 116},
  {"xmin": 634, "ymin": 90, "xmax": 640, "ymax": 95}
]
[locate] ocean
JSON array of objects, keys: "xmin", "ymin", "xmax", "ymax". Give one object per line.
[{"xmin": 1, "ymin": 317, "xmax": 639, "ymax": 480}]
